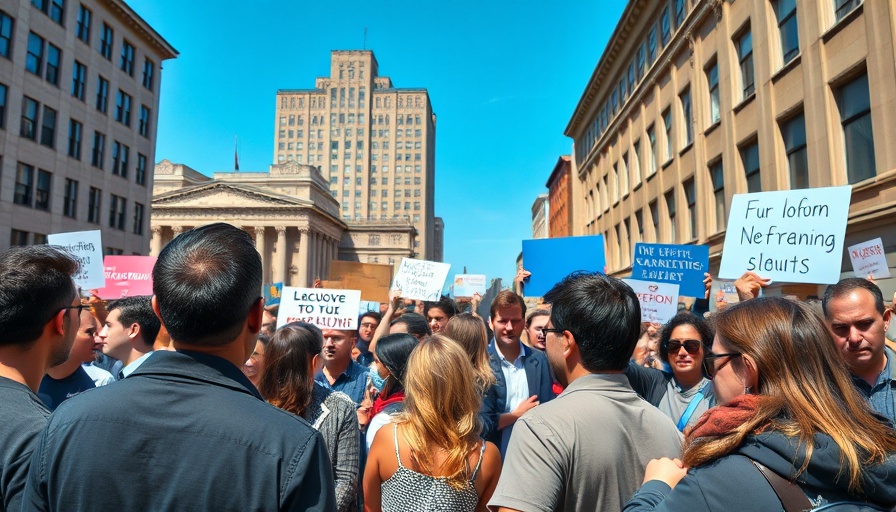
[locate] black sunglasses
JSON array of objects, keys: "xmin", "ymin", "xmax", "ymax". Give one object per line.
[
  {"xmin": 702, "ymin": 351, "xmax": 742, "ymax": 376},
  {"xmin": 665, "ymin": 339, "xmax": 701, "ymax": 354},
  {"xmin": 61, "ymin": 304, "xmax": 92, "ymax": 315}
]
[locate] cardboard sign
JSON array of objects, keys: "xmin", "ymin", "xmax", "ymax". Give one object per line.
[
  {"xmin": 452, "ymin": 274, "xmax": 487, "ymax": 298},
  {"xmin": 521, "ymin": 235, "xmax": 606, "ymax": 297},
  {"xmin": 48, "ymin": 230, "xmax": 106, "ymax": 290},
  {"xmin": 631, "ymin": 243, "xmax": 709, "ymax": 297},
  {"xmin": 327, "ymin": 261, "xmax": 393, "ymax": 303},
  {"xmin": 264, "ymin": 282, "xmax": 283, "ymax": 307},
  {"xmin": 623, "ymin": 279, "xmax": 680, "ymax": 323},
  {"xmin": 391, "ymin": 258, "xmax": 451, "ymax": 302},
  {"xmin": 94, "ymin": 256, "xmax": 156, "ymax": 299},
  {"xmin": 277, "ymin": 287, "xmax": 362, "ymax": 330},
  {"xmin": 848, "ymin": 238, "xmax": 890, "ymax": 279},
  {"xmin": 719, "ymin": 186, "xmax": 851, "ymax": 284}
]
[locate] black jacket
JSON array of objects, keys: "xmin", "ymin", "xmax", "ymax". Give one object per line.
[
  {"xmin": 625, "ymin": 430, "xmax": 896, "ymax": 511},
  {"xmin": 23, "ymin": 350, "xmax": 336, "ymax": 511}
]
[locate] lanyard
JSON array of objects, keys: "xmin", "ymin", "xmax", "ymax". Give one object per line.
[{"xmin": 676, "ymin": 381, "xmax": 710, "ymax": 432}]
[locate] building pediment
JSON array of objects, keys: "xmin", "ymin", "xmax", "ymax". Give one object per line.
[{"xmin": 152, "ymin": 182, "xmax": 314, "ymax": 209}]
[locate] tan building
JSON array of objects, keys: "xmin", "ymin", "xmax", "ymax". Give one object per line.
[
  {"xmin": 547, "ymin": 155, "xmax": 572, "ymax": 237},
  {"xmin": 531, "ymin": 193, "xmax": 548, "ymax": 239},
  {"xmin": 274, "ymin": 50, "xmax": 442, "ymax": 261},
  {"xmin": 150, "ymin": 160, "xmax": 416, "ymax": 287},
  {"xmin": 565, "ymin": 0, "xmax": 896, "ymax": 298},
  {"xmin": 0, "ymin": 0, "xmax": 176, "ymax": 254}
]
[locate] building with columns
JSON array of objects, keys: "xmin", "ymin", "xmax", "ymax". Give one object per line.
[{"xmin": 150, "ymin": 159, "xmax": 416, "ymax": 288}]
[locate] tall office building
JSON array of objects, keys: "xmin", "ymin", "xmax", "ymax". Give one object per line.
[
  {"xmin": 0, "ymin": 0, "xmax": 177, "ymax": 253},
  {"xmin": 274, "ymin": 50, "xmax": 441, "ymax": 260},
  {"xmin": 565, "ymin": 0, "xmax": 896, "ymax": 298}
]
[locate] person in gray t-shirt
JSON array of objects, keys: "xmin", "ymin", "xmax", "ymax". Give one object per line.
[{"xmin": 489, "ymin": 272, "xmax": 682, "ymax": 512}]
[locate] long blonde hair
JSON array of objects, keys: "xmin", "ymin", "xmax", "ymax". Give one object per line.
[
  {"xmin": 397, "ymin": 335, "xmax": 483, "ymax": 489},
  {"xmin": 444, "ymin": 314, "xmax": 496, "ymax": 392},
  {"xmin": 683, "ymin": 297, "xmax": 896, "ymax": 492}
]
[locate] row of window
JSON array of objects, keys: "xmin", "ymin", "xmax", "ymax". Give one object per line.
[
  {"xmin": 11, "ymin": 161, "xmax": 145, "ymax": 233},
  {"xmin": 10, "ymin": 228, "xmax": 127, "ymax": 255},
  {"xmin": 339, "ymin": 200, "xmax": 421, "ymax": 212},
  {"xmin": 70, "ymin": 60, "xmax": 153, "ymax": 134}
]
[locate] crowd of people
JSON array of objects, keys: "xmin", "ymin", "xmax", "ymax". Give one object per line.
[{"xmin": 1, "ymin": 221, "xmax": 895, "ymax": 511}]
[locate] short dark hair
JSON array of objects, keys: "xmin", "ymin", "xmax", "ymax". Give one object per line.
[
  {"xmin": 526, "ymin": 309, "xmax": 551, "ymax": 328},
  {"xmin": 490, "ymin": 290, "xmax": 527, "ymax": 321},
  {"xmin": 153, "ymin": 223, "xmax": 262, "ymax": 345},
  {"xmin": 658, "ymin": 312, "xmax": 714, "ymax": 364},
  {"xmin": 358, "ymin": 311, "xmax": 382, "ymax": 326},
  {"xmin": 822, "ymin": 278, "xmax": 886, "ymax": 317},
  {"xmin": 390, "ymin": 312, "xmax": 431, "ymax": 337},
  {"xmin": 0, "ymin": 245, "xmax": 78, "ymax": 347},
  {"xmin": 375, "ymin": 333, "xmax": 419, "ymax": 397},
  {"xmin": 108, "ymin": 296, "xmax": 161, "ymax": 349},
  {"xmin": 424, "ymin": 295, "xmax": 458, "ymax": 318},
  {"xmin": 543, "ymin": 271, "xmax": 641, "ymax": 372}
]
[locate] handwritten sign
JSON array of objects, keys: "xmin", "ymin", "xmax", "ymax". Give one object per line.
[
  {"xmin": 277, "ymin": 287, "xmax": 362, "ymax": 330},
  {"xmin": 94, "ymin": 256, "xmax": 156, "ymax": 299},
  {"xmin": 264, "ymin": 282, "xmax": 283, "ymax": 307},
  {"xmin": 623, "ymin": 279, "xmax": 680, "ymax": 323},
  {"xmin": 521, "ymin": 235, "xmax": 606, "ymax": 297},
  {"xmin": 848, "ymin": 238, "xmax": 890, "ymax": 279},
  {"xmin": 48, "ymin": 230, "xmax": 105, "ymax": 289},
  {"xmin": 719, "ymin": 186, "xmax": 851, "ymax": 284},
  {"xmin": 452, "ymin": 274, "xmax": 486, "ymax": 299},
  {"xmin": 632, "ymin": 243, "xmax": 708, "ymax": 297},
  {"xmin": 391, "ymin": 258, "xmax": 451, "ymax": 302}
]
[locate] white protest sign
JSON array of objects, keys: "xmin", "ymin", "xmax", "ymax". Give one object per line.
[
  {"xmin": 718, "ymin": 186, "xmax": 851, "ymax": 284},
  {"xmin": 623, "ymin": 279, "xmax": 680, "ymax": 323},
  {"xmin": 848, "ymin": 238, "xmax": 890, "ymax": 279},
  {"xmin": 452, "ymin": 274, "xmax": 487, "ymax": 298},
  {"xmin": 391, "ymin": 258, "xmax": 451, "ymax": 302},
  {"xmin": 47, "ymin": 230, "xmax": 105, "ymax": 289},
  {"xmin": 277, "ymin": 287, "xmax": 362, "ymax": 330}
]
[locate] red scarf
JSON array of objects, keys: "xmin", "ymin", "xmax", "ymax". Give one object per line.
[
  {"xmin": 372, "ymin": 391, "xmax": 405, "ymax": 416},
  {"xmin": 686, "ymin": 393, "xmax": 762, "ymax": 440}
]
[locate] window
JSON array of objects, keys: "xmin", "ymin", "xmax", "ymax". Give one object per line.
[
  {"xmin": 647, "ymin": 27, "xmax": 657, "ymax": 63},
  {"xmin": 620, "ymin": 154, "xmax": 629, "ymax": 196},
  {"xmin": 111, "ymin": 141, "xmax": 128, "ymax": 177},
  {"xmin": 109, "ymin": 194, "xmax": 125, "ymax": 230},
  {"xmin": 0, "ymin": 10, "xmax": 12, "ymax": 59},
  {"xmin": 647, "ymin": 125, "xmax": 657, "ymax": 176},
  {"xmin": 32, "ymin": 0, "xmax": 64, "ymax": 24},
  {"xmin": 665, "ymin": 189, "xmax": 677, "ymax": 242},
  {"xmin": 781, "ymin": 112, "xmax": 808, "ymax": 189},
  {"xmin": 88, "ymin": 187, "xmax": 101, "ymax": 223},
  {"xmin": 684, "ymin": 178, "xmax": 696, "ymax": 240},
  {"xmin": 649, "ymin": 200, "xmax": 659, "ymax": 241},
  {"xmin": 0, "ymin": 83, "xmax": 7, "ymax": 129},
  {"xmin": 133, "ymin": 202, "xmax": 144, "ymax": 234},
  {"xmin": 120, "ymin": 40, "xmax": 134, "ymax": 75},
  {"xmin": 76, "ymin": 5, "xmax": 91, "ymax": 43},
  {"xmin": 680, "ymin": 87, "xmax": 693, "ymax": 146},
  {"xmin": 20, "ymin": 96, "xmax": 39, "ymax": 140},
  {"xmin": 26, "ymin": 32, "xmax": 44, "ymax": 75},
  {"xmin": 675, "ymin": 0, "xmax": 686, "ymax": 27},
  {"xmin": 10, "ymin": 230, "xmax": 29, "ymax": 246},
  {"xmin": 138, "ymin": 105, "xmax": 150, "ymax": 136},
  {"xmin": 836, "ymin": 72, "xmax": 875, "ymax": 183},
  {"xmin": 740, "ymin": 141, "xmax": 761, "ymax": 192},
  {"xmin": 774, "ymin": 0, "xmax": 799, "ymax": 64},
  {"xmin": 45, "ymin": 43, "xmax": 60, "ymax": 85},
  {"xmin": 136, "ymin": 153, "xmax": 147, "ymax": 185},
  {"xmin": 35, "ymin": 169, "xmax": 51, "ymax": 210},
  {"xmin": 834, "ymin": 0, "xmax": 861, "ymax": 22},
  {"xmin": 91, "ymin": 131, "xmax": 105, "ymax": 169},
  {"xmin": 14, "ymin": 162, "xmax": 34, "ymax": 206},
  {"xmin": 99, "ymin": 23, "xmax": 113, "ymax": 59},
  {"xmin": 65, "ymin": 119, "xmax": 82, "ymax": 159},
  {"xmin": 96, "ymin": 76, "xmax": 109, "ymax": 112},
  {"xmin": 736, "ymin": 28, "xmax": 755, "ymax": 98},
  {"xmin": 632, "ymin": 140, "xmax": 641, "ymax": 186},
  {"xmin": 663, "ymin": 108, "xmax": 673, "ymax": 161},
  {"xmin": 709, "ymin": 160, "xmax": 726, "ymax": 230},
  {"xmin": 142, "ymin": 58, "xmax": 154, "ymax": 90},
  {"xmin": 707, "ymin": 60, "xmax": 720, "ymax": 124},
  {"xmin": 63, "ymin": 178, "xmax": 77, "ymax": 218},
  {"xmin": 115, "ymin": 90, "xmax": 131, "ymax": 125},
  {"xmin": 40, "ymin": 106, "xmax": 56, "ymax": 148},
  {"xmin": 72, "ymin": 61, "xmax": 86, "ymax": 100},
  {"xmin": 637, "ymin": 43, "xmax": 647, "ymax": 79},
  {"xmin": 661, "ymin": 8, "xmax": 671, "ymax": 47}
]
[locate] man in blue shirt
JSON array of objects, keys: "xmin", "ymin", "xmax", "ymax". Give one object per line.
[{"xmin": 315, "ymin": 328, "xmax": 368, "ymax": 406}]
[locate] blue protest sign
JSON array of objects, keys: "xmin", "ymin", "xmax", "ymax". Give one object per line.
[
  {"xmin": 521, "ymin": 235, "xmax": 606, "ymax": 297},
  {"xmin": 631, "ymin": 243, "xmax": 709, "ymax": 297},
  {"xmin": 264, "ymin": 282, "xmax": 283, "ymax": 307}
]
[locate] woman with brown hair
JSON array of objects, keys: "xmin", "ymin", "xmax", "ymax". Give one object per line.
[
  {"xmin": 444, "ymin": 314, "xmax": 496, "ymax": 394},
  {"xmin": 625, "ymin": 297, "xmax": 896, "ymax": 511},
  {"xmin": 363, "ymin": 335, "xmax": 502, "ymax": 512}
]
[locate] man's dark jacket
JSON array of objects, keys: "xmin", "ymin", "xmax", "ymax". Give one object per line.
[{"xmin": 22, "ymin": 350, "xmax": 336, "ymax": 511}]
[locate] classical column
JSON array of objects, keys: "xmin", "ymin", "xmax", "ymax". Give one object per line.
[
  {"xmin": 297, "ymin": 228, "xmax": 310, "ymax": 287},
  {"xmin": 275, "ymin": 226, "xmax": 287, "ymax": 284},
  {"xmin": 309, "ymin": 232, "xmax": 318, "ymax": 281},
  {"xmin": 150, "ymin": 226, "xmax": 162, "ymax": 256},
  {"xmin": 315, "ymin": 233, "xmax": 324, "ymax": 280},
  {"xmin": 171, "ymin": 226, "xmax": 183, "ymax": 236},
  {"xmin": 254, "ymin": 227, "xmax": 267, "ymax": 283}
]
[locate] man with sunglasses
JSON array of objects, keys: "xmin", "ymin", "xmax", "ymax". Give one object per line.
[
  {"xmin": 0, "ymin": 245, "xmax": 80, "ymax": 511},
  {"xmin": 490, "ymin": 272, "xmax": 681, "ymax": 512}
]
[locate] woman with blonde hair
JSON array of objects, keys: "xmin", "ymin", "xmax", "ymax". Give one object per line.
[
  {"xmin": 364, "ymin": 336, "xmax": 502, "ymax": 512},
  {"xmin": 625, "ymin": 297, "xmax": 896, "ymax": 511}
]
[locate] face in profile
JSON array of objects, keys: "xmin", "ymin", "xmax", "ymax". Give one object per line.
[
  {"xmin": 526, "ymin": 315, "xmax": 549, "ymax": 351},
  {"xmin": 243, "ymin": 339, "xmax": 265, "ymax": 387},
  {"xmin": 68, "ymin": 310, "xmax": 101, "ymax": 365}
]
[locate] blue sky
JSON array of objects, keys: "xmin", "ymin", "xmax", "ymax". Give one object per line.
[{"xmin": 129, "ymin": 0, "xmax": 626, "ymax": 287}]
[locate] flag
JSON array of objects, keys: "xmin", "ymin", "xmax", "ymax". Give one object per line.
[{"xmin": 234, "ymin": 136, "xmax": 240, "ymax": 171}]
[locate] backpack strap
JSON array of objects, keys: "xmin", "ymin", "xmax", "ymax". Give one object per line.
[
  {"xmin": 676, "ymin": 381, "xmax": 710, "ymax": 431},
  {"xmin": 749, "ymin": 459, "xmax": 813, "ymax": 512}
]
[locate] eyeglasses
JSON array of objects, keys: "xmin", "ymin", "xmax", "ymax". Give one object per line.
[
  {"xmin": 61, "ymin": 304, "xmax": 91, "ymax": 315},
  {"xmin": 542, "ymin": 327, "xmax": 566, "ymax": 337},
  {"xmin": 665, "ymin": 339, "xmax": 702, "ymax": 355},
  {"xmin": 702, "ymin": 351, "xmax": 742, "ymax": 377}
]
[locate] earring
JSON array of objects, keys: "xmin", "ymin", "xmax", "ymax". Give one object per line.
[{"xmin": 744, "ymin": 386, "xmax": 752, "ymax": 394}]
